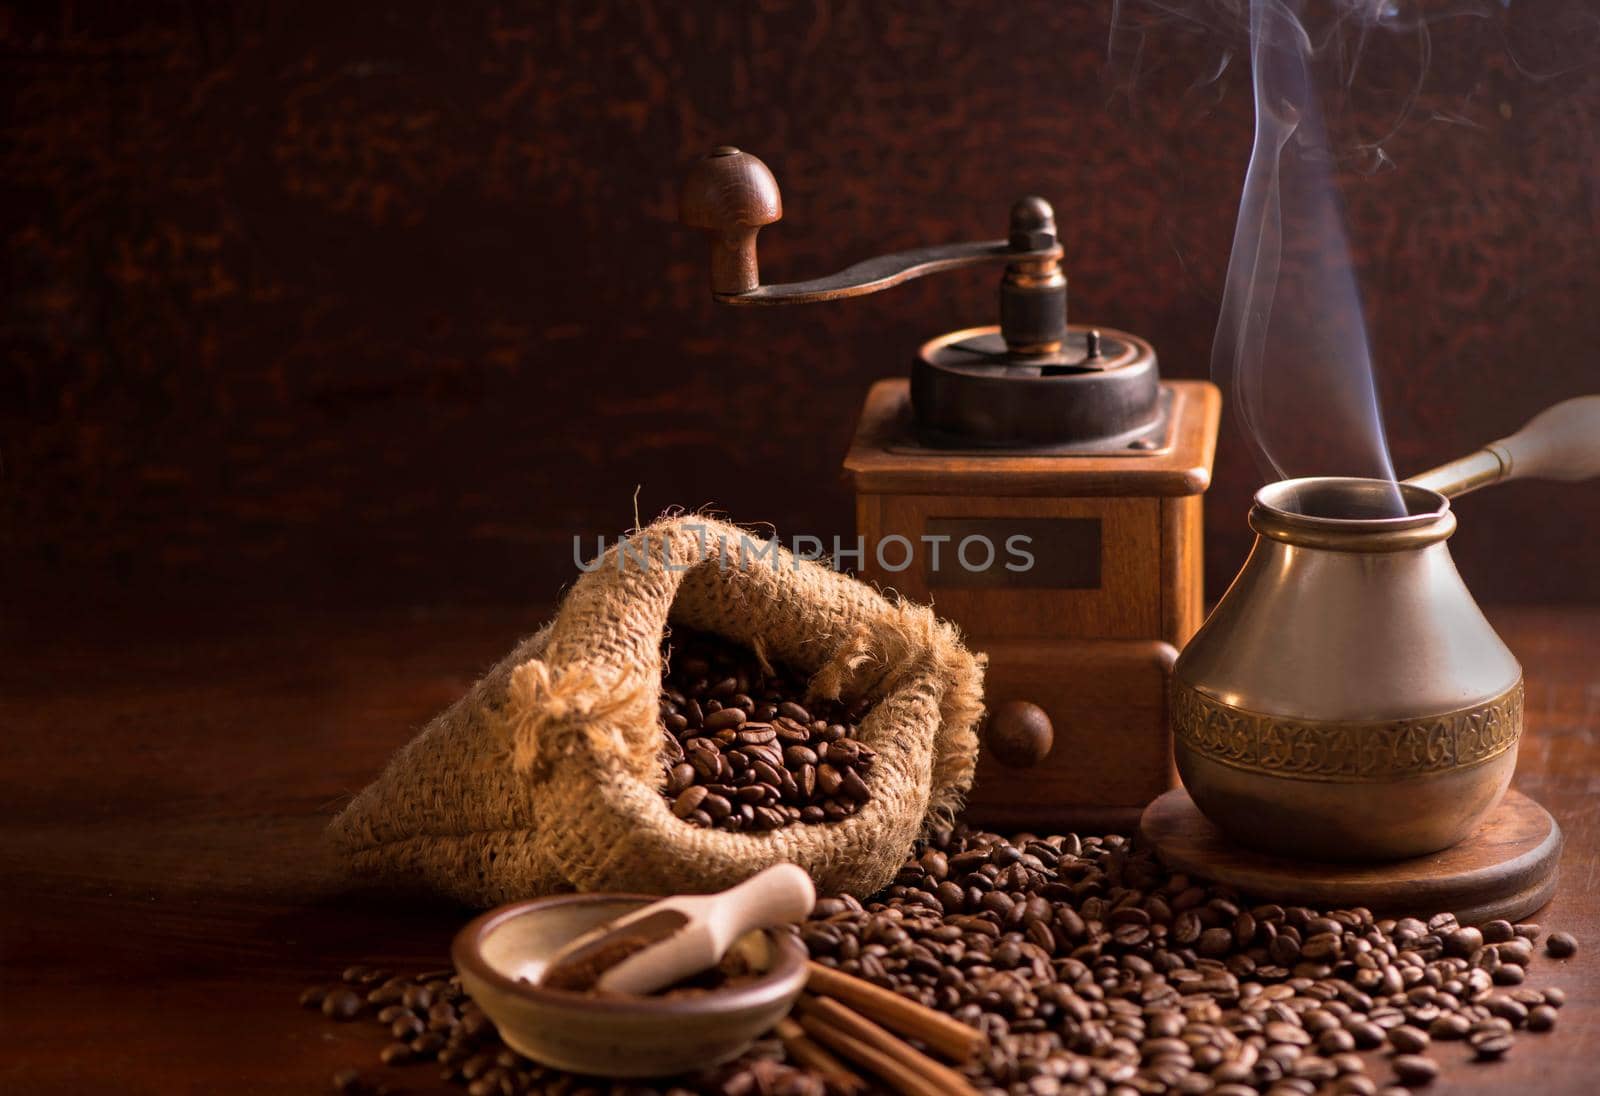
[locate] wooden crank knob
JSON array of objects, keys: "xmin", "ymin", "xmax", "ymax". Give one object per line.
[
  {"xmin": 680, "ymin": 147, "xmax": 782, "ymax": 295},
  {"xmin": 986, "ymin": 700, "xmax": 1054, "ymax": 769}
]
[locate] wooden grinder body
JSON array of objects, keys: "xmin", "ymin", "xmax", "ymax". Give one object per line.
[{"xmin": 845, "ymin": 376, "xmax": 1221, "ymax": 831}]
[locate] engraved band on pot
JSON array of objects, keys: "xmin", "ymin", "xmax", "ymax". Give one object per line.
[{"xmin": 1171, "ymin": 679, "xmax": 1522, "ymax": 783}]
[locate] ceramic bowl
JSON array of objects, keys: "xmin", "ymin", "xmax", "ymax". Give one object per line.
[{"xmin": 452, "ymin": 893, "xmax": 808, "ymax": 1077}]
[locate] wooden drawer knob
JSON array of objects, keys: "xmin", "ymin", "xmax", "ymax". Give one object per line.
[{"xmin": 986, "ymin": 700, "xmax": 1054, "ymax": 768}]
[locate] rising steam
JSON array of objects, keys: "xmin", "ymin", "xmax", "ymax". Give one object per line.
[
  {"xmin": 1213, "ymin": 0, "xmax": 1402, "ymax": 505},
  {"xmin": 1109, "ymin": 0, "xmax": 1600, "ymax": 509}
]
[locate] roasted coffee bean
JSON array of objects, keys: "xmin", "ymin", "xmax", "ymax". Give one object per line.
[
  {"xmin": 1318, "ymin": 1028, "xmax": 1356, "ymax": 1054},
  {"xmin": 299, "ymin": 985, "xmax": 328, "ymax": 1009},
  {"xmin": 409, "ymin": 1031, "xmax": 446, "ymax": 1055},
  {"xmin": 1173, "ymin": 910, "xmax": 1203, "ymax": 946},
  {"xmin": 776, "ymin": 701, "xmax": 811, "ymax": 723},
  {"xmin": 1481, "ymin": 918, "xmax": 1516, "ymax": 944},
  {"xmin": 782, "ymin": 745, "xmax": 816, "ymax": 767},
  {"xmin": 1470, "ymin": 1028, "xmax": 1514, "ymax": 1059},
  {"xmin": 664, "ymin": 762, "xmax": 695, "ymax": 794},
  {"xmin": 321, "ymin": 987, "xmax": 364, "ymax": 1021},
  {"xmin": 703, "ymin": 707, "xmax": 746, "ymax": 731},
  {"xmin": 1547, "ymin": 931, "xmax": 1578, "ymax": 958},
  {"xmin": 657, "ymin": 630, "xmax": 874, "ymax": 832},
  {"xmin": 1392, "ymin": 1054, "xmax": 1439, "ymax": 1085},
  {"xmin": 1266, "ymin": 1021, "xmax": 1311, "ymax": 1046},
  {"xmin": 839, "ymin": 766, "xmax": 871, "ymax": 802},
  {"xmin": 365, "ymin": 979, "xmax": 404, "ymax": 1006},
  {"xmin": 1484, "ymin": 996, "xmax": 1527, "ymax": 1024},
  {"xmin": 687, "ymin": 751, "xmax": 720, "ymax": 783},
  {"xmin": 1496, "ymin": 937, "xmax": 1534, "ymax": 966},
  {"xmin": 1528, "ymin": 1004, "xmax": 1558, "ymax": 1031},
  {"xmin": 1347, "ymin": 1020, "xmax": 1386, "ymax": 1049},
  {"xmin": 1111, "ymin": 921, "xmax": 1149, "ymax": 947},
  {"xmin": 671, "ymin": 784, "xmax": 708, "ymax": 818},
  {"xmin": 1445, "ymin": 926, "xmax": 1482, "ymax": 958},
  {"xmin": 1389, "ymin": 1025, "xmax": 1430, "ymax": 1053},
  {"xmin": 330, "ymin": 1068, "xmax": 369, "ymax": 1094}
]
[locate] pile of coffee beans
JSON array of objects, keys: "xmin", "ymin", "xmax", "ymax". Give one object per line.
[
  {"xmin": 807, "ymin": 825, "xmax": 1574, "ymax": 1096},
  {"xmin": 302, "ymin": 964, "xmax": 829, "ymax": 1095},
  {"xmin": 304, "ymin": 825, "xmax": 1577, "ymax": 1095},
  {"xmin": 658, "ymin": 629, "xmax": 876, "ymax": 832}
]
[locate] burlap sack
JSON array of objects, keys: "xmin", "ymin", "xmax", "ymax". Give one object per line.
[{"xmin": 328, "ymin": 515, "xmax": 985, "ymax": 905}]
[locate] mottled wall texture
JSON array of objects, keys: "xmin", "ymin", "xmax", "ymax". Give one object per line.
[{"xmin": 6, "ymin": 1, "xmax": 1599, "ymax": 615}]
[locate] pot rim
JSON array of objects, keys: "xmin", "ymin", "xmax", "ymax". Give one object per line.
[{"xmin": 1251, "ymin": 477, "xmax": 1456, "ymax": 551}]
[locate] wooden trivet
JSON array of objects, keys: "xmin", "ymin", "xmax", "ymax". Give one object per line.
[{"xmin": 1140, "ymin": 787, "xmax": 1562, "ymax": 924}]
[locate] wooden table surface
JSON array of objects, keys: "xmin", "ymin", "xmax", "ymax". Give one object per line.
[{"xmin": 4, "ymin": 604, "xmax": 1596, "ymax": 1094}]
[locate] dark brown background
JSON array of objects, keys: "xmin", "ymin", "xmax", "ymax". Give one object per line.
[{"xmin": 6, "ymin": 0, "xmax": 1600, "ymax": 618}]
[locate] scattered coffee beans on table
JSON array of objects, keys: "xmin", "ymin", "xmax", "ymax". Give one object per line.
[
  {"xmin": 305, "ymin": 826, "xmax": 1574, "ymax": 1095},
  {"xmin": 806, "ymin": 825, "xmax": 1570, "ymax": 1095},
  {"xmin": 302, "ymin": 962, "xmax": 828, "ymax": 1095},
  {"xmin": 658, "ymin": 629, "xmax": 876, "ymax": 832}
]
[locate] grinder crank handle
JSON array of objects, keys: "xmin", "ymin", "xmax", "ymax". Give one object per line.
[
  {"xmin": 678, "ymin": 146, "xmax": 1060, "ymax": 303},
  {"xmin": 1405, "ymin": 395, "xmax": 1600, "ymax": 499}
]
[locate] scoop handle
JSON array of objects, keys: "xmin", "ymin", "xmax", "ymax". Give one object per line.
[
  {"xmin": 1405, "ymin": 395, "xmax": 1600, "ymax": 498},
  {"xmin": 708, "ymin": 863, "xmax": 817, "ymax": 949}
]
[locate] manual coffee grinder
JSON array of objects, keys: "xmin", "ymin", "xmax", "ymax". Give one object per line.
[{"xmin": 681, "ymin": 148, "xmax": 1220, "ymax": 831}]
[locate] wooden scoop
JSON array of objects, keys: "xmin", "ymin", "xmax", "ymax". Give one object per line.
[{"xmin": 540, "ymin": 864, "xmax": 816, "ymax": 996}]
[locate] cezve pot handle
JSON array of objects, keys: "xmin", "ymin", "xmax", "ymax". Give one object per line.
[{"xmin": 1405, "ymin": 395, "xmax": 1600, "ymax": 499}]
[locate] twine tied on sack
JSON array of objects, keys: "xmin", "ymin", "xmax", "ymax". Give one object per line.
[{"xmin": 504, "ymin": 658, "xmax": 655, "ymax": 778}]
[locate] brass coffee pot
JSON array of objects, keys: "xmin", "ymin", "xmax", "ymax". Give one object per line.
[{"xmin": 1174, "ymin": 396, "xmax": 1600, "ymax": 861}]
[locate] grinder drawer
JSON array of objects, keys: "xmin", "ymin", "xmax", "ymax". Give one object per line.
[{"xmin": 961, "ymin": 637, "xmax": 1177, "ymax": 832}]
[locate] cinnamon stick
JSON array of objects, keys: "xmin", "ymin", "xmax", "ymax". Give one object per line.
[
  {"xmin": 797, "ymin": 995, "xmax": 982, "ymax": 1096},
  {"xmin": 805, "ymin": 959, "xmax": 987, "ymax": 1063},
  {"xmin": 774, "ymin": 1017, "xmax": 865, "ymax": 1094},
  {"xmin": 796, "ymin": 1013, "xmax": 962, "ymax": 1096}
]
